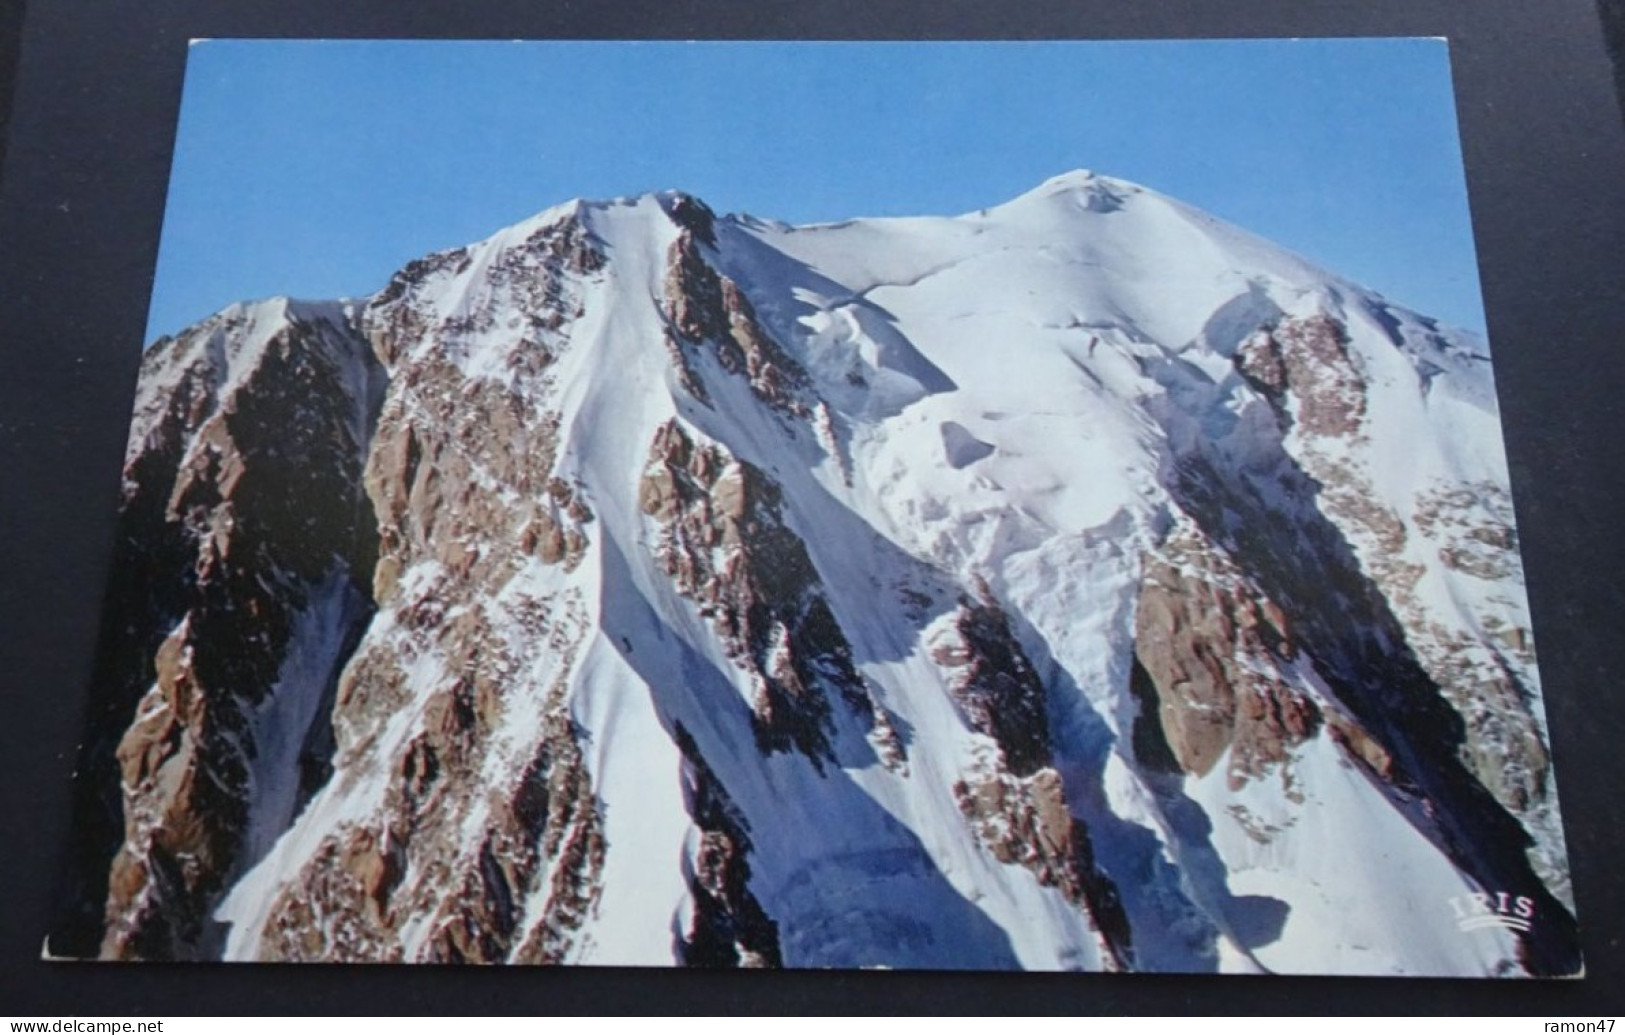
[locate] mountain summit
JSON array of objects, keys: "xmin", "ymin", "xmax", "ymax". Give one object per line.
[{"xmin": 53, "ymin": 174, "xmax": 1577, "ymax": 975}]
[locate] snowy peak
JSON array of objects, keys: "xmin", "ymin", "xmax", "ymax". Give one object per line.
[
  {"xmin": 1001, "ymin": 166, "xmax": 1138, "ymax": 211},
  {"xmin": 124, "ymin": 296, "xmax": 373, "ymax": 484}
]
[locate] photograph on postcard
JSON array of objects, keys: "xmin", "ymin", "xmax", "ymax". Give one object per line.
[{"xmin": 47, "ymin": 39, "xmax": 1581, "ymax": 976}]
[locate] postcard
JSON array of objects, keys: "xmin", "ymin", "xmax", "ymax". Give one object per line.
[{"xmin": 48, "ymin": 39, "xmax": 1581, "ymax": 976}]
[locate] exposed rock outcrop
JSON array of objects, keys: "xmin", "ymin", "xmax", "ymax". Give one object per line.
[
  {"xmin": 672, "ymin": 724, "xmax": 783, "ymax": 968},
  {"xmin": 930, "ymin": 592, "xmax": 1052, "ymax": 777},
  {"xmin": 256, "ymin": 676, "xmax": 605, "ymax": 964},
  {"xmin": 639, "ymin": 420, "xmax": 871, "ymax": 761},
  {"xmin": 662, "ymin": 228, "xmax": 810, "ymax": 415},
  {"xmin": 1236, "ymin": 313, "xmax": 1366, "ymax": 438},
  {"xmin": 1130, "ymin": 522, "xmax": 1320, "ymax": 792},
  {"xmin": 935, "ymin": 588, "xmax": 1132, "ymax": 968},
  {"xmin": 952, "ymin": 762, "xmax": 1132, "ymax": 971},
  {"xmin": 1232, "ymin": 312, "xmax": 1564, "ymax": 905},
  {"xmin": 63, "ymin": 304, "xmax": 385, "ymax": 961},
  {"xmin": 245, "ymin": 213, "xmax": 613, "ymax": 961}
]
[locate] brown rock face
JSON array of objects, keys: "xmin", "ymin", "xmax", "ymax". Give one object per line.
[
  {"xmin": 662, "ymin": 229, "xmax": 810, "ymax": 416},
  {"xmin": 1236, "ymin": 314, "xmax": 1366, "ymax": 438},
  {"xmin": 369, "ymin": 218, "xmax": 602, "ymax": 367},
  {"xmin": 1325, "ymin": 714, "xmax": 1396, "ymax": 781},
  {"xmin": 931, "ymin": 585, "xmax": 1132, "ymax": 968},
  {"xmin": 1410, "ymin": 482, "xmax": 1548, "ymax": 812},
  {"xmin": 245, "ymin": 217, "xmax": 614, "ymax": 963},
  {"xmin": 1232, "ymin": 311, "xmax": 1556, "ymax": 867},
  {"xmin": 72, "ymin": 307, "xmax": 385, "ymax": 961},
  {"xmin": 951, "ymin": 764, "xmax": 1132, "ymax": 971},
  {"xmin": 257, "ymin": 689, "xmax": 606, "ymax": 964},
  {"xmin": 640, "ymin": 420, "xmax": 872, "ymax": 761},
  {"xmin": 360, "ymin": 218, "xmax": 603, "ymax": 597},
  {"xmin": 1234, "ymin": 318, "xmax": 1426, "ymax": 661},
  {"xmin": 1131, "ymin": 523, "xmax": 1321, "ymax": 791},
  {"xmin": 930, "ymin": 593, "xmax": 1052, "ymax": 777},
  {"xmin": 59, "ymin": 207, "xmax": 619, "ymax": 964},
  {"xmin": 672, "ymin": 724, "xmax": 783, "ymax": 968},
  {"xmin": 664, "ymin": 192, "xmax": 719, "ymax": 246},
  {"xmin": 1176, "ymin": 313, "xmax": 1578, "ymax": 970},
  {"xmin": 362, "ymin": 354, "xmax": 587, "ymax": 607}
]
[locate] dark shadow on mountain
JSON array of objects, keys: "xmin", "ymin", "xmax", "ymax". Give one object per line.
[
  {"xmin": 997, "ymin": 602, "xmax": 1227, "ymax": 973},
  {"xmin": 1229, "ymin": 896, "xmax": 1291, "ymax": 950},
  {"xmin": 1147, "ymin": 778, "xmax": 1289, "ymax": 959},
  {"xmin": 669, "ymin": 391, "xmax": 963, "ymax": 676},
  {"xmin": 1163, "ymin": 364, "xmax": 1581, "ymax": 976},
  {"xmin": 1190, "ymin": 282, "xmax": 1282, "ymax": 358},
  {"xmin": 712, "ymin": 219, "xmax": 958, "ymax": 405}
]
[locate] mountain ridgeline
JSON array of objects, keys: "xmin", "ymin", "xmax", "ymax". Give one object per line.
[{"xmin": 52, "ymin": 172, "xmax": 1579, "ymax": 975}]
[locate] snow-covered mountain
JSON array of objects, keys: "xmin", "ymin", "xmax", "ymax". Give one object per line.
[{"xmin": 51, "ymin": 170, "xmax": 1579, "ymax": 975}]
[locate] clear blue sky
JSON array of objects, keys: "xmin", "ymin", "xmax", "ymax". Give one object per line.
[{"xmin": 146, "ymin": 38, "xmax": 1488, "ymax": 342}]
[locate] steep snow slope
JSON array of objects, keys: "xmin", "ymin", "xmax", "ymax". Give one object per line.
[{"xmin": 59, "ymin": 172, "xmax": 1577, "ymax": 976}]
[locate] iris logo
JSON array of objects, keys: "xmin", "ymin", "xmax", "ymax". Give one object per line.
[{"xmin": 1447, "ymin": 891, "xmax": 1534, "ymax": 933}]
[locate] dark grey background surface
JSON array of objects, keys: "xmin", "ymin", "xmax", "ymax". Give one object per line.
[
  {"xmin": 2, "ymin": 0, "xmax": 1623, "ymax": 1016},
  {"xmin": 0, "ymin": 1, "xmax": 22, "ymax": 177}
]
